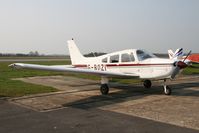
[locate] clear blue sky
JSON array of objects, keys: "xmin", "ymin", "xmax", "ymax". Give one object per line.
[{"xmin": 0, "ymin": 0, "xmax": 198, "ymax": 54}]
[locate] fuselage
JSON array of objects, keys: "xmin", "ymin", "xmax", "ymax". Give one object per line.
[{"xmin": 73, "ymin": 49, "xmax": 175, "ymax": 79}]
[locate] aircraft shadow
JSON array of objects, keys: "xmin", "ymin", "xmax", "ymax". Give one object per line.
[
  {"xmin": 171, "ymin": 82, "xmax": 199, "ymax": 96},
  {"xmin": 67, "ymin": 83, "xmax": 98, "ymax": 87},
  {"xmin": 62, "ymin": 84, "xmax": 160, "ymax": 109},
  {"xmin": 0, "ymin": 95, "xmax": 6, "ymax": 98},
  {"xmin": 62, "ymin": 81, "xmax": 199, "ymax": 109}
]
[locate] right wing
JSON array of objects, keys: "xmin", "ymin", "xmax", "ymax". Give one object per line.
[{"xmin": 9, "ymin": 63, "xmax": 139, "ymax": 78}]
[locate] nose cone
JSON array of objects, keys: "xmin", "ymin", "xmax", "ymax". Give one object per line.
[{"xmin": 177, "ymin": 61, "xmax": 187, "ymax": 69}]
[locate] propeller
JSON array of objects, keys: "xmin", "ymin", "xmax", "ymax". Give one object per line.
[
  {"xmin": 171, "ymin": 50, "xmax": 192, "ymax": 79},
  {"xmin": 183, "ymin": 50, "xmax": 192, "ymax": 62}
]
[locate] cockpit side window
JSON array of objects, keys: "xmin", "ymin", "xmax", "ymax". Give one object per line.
[
  {"xmin": 136, "ymin": 50, "xmax": 154, "ymax": 61},
  {"xmin": 102, "ymin": 57, "xmax": 108, "ymax": 63},
  {"xmin": 121, "ymin": 53, "xmax": 135, "ymax": 62},
  {"xmin": 110, "ymin": 54, "xmax": 119, "ymax": 63},
  {"xmin": 121, "ymin": 54, "xmax": 131, "ymax": 62}
]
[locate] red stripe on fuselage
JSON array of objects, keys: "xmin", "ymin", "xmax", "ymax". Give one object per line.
[
  {"xmin": 74, "ymin": 63, "xmax": 173, "ymax": 68},
  {"xmin": 106, "ymin": 63, "xmax": 172, "ymax": 67}
]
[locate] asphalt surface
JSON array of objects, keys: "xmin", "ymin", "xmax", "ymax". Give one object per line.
[
  {"xmin": 0, "ymin": 99, "xmax": 198, "ymax": 133},
  {"xmin": 1, "ymin": 75, "xmax": 199, "ymax": 133}
]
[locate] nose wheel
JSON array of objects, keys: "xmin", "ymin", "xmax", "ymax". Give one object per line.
[
  {"xmin": 163, "ymin": 85, "xmax": 171, "ymax": 95},
  {"xmin": 163, "ymin": 79, "xmax": 172, "ymax": 95}
]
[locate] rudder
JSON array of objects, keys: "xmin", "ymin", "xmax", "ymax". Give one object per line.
[{"xmin": 67, "ymin": 40, "xmax": 85, "ymax": 65}]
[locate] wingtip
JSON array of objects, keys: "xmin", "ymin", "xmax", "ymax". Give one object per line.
[
  {"xmin": 8, "ymin": 63, "xmax": 24, "ymax": 69},
  {"xmin": 8, "ymin": 63, "xmax": 16, "ymax": 69}
]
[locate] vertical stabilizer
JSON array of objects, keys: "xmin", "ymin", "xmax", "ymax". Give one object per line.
[
  {"xmin": 168, "ymin": 48, "xmax": 183, "ymax": 59},
  {"xmin": 67, "ymin": 40, "xmax": 85, "ymax": 65}
]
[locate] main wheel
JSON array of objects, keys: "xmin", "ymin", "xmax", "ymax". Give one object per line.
[
  {"xmin": 143, "ymin": 80, "xmax": 152, "ymax": 88},
  {"xmin": 163, "ymin": 85, "xmax": 172, "ymax": 95},
  {"xmin": 100, "ymin": 84, "xmax": 109, "ymax": 95}
]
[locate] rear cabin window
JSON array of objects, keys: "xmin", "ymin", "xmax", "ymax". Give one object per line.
[
  {"xmin": 102, "ymin": 57, "xmax": 108, "ymax": 63},
  {"xmin": 110, "ymin": 55, "xmax": 119, "ymax": 63},
  {"xmin": 121, "ymin": 53, "xmax": 135, "ymax": 62}
]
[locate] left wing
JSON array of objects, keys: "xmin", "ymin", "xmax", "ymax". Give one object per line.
[{"xmin": 9, "ymin": 63, "xmax": 139, "ymax": 78}]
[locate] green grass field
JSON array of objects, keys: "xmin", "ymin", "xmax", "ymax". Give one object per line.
[
  {"xmin": 182, "ymin": 63, "xmax": 199, "ymax": 75},
  {"xmin": 0, "ymin": 60, "xmax": 198, "ymax": 98},
  {"xmin": 0, "ymin": 61, "xmax": 67, "ymax": 97}
]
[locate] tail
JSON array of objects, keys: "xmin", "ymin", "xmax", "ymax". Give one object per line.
[
  {"xmin": 67, "ymin": 40, "xmax": 86, "ymax": 65},
  {"xmin": 168, "ymin": 48, "xmax": 183, "ymax": 59}
]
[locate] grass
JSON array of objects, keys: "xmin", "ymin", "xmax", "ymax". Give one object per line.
[
  {"xmin": 0, "ymin": 61, "xmax": 68, "ymax": 97},
  {"xmin": 0, "ymin": 60, "xmax": 198, "ymax": 98},
  {"xmin": 0, "ymin": 60, "xmax": 102, "ymax": 97},
  {"xmin": 182, "ymin": 63, "xmax": 199, "ymax": 75}
]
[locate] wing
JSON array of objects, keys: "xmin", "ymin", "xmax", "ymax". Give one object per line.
[{"xmin": 9, "ymin": 63, "xmax": 139, "ymax": 78}]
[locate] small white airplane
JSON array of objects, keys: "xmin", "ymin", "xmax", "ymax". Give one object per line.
[{"xmin": 9, "ymin": 39, "xmax": 191, "ymax": 95}]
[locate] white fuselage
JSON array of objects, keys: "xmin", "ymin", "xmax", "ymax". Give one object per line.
[{"xmin": 72, "ymin": 49, "xmax": 175, "ymax": 80}]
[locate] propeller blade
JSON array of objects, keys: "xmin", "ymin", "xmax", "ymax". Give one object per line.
[
  {"xmin": 171, "ymin": 67, "xmax": 180, "ymax": 79},
  {"xmin": 183, "ymin": 50, "xmax": 192, "ymax": 62}
]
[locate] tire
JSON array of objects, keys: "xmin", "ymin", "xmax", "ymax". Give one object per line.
[
  {"xmin": 143, "ymin": 80, "xmax": 152, "ymax": 88},
  {"xmin": 163, "ymin": 86, "xmax": 172, "ymax": 95},
  {"xmin": 100, "ymin": 84, "xmax": 109, "ymax": 95}
]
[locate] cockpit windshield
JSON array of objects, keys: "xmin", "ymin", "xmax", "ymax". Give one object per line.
[{"xmin": 136, "ymin": 50, "xmax": 156, "ymax": 61}]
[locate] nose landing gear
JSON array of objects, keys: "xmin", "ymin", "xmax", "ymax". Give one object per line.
[
  {"xmin": 163, "ymin": 85, "xmax": 171, "ymax": 95},
  {"xmin": 163, "ymin": 79, "xmax": 172, "ymax": 95}
]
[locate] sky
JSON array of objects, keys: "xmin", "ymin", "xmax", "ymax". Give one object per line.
[{"xmin": 0, "ymin": 0, "xmax": 199, "ymax": 55}]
